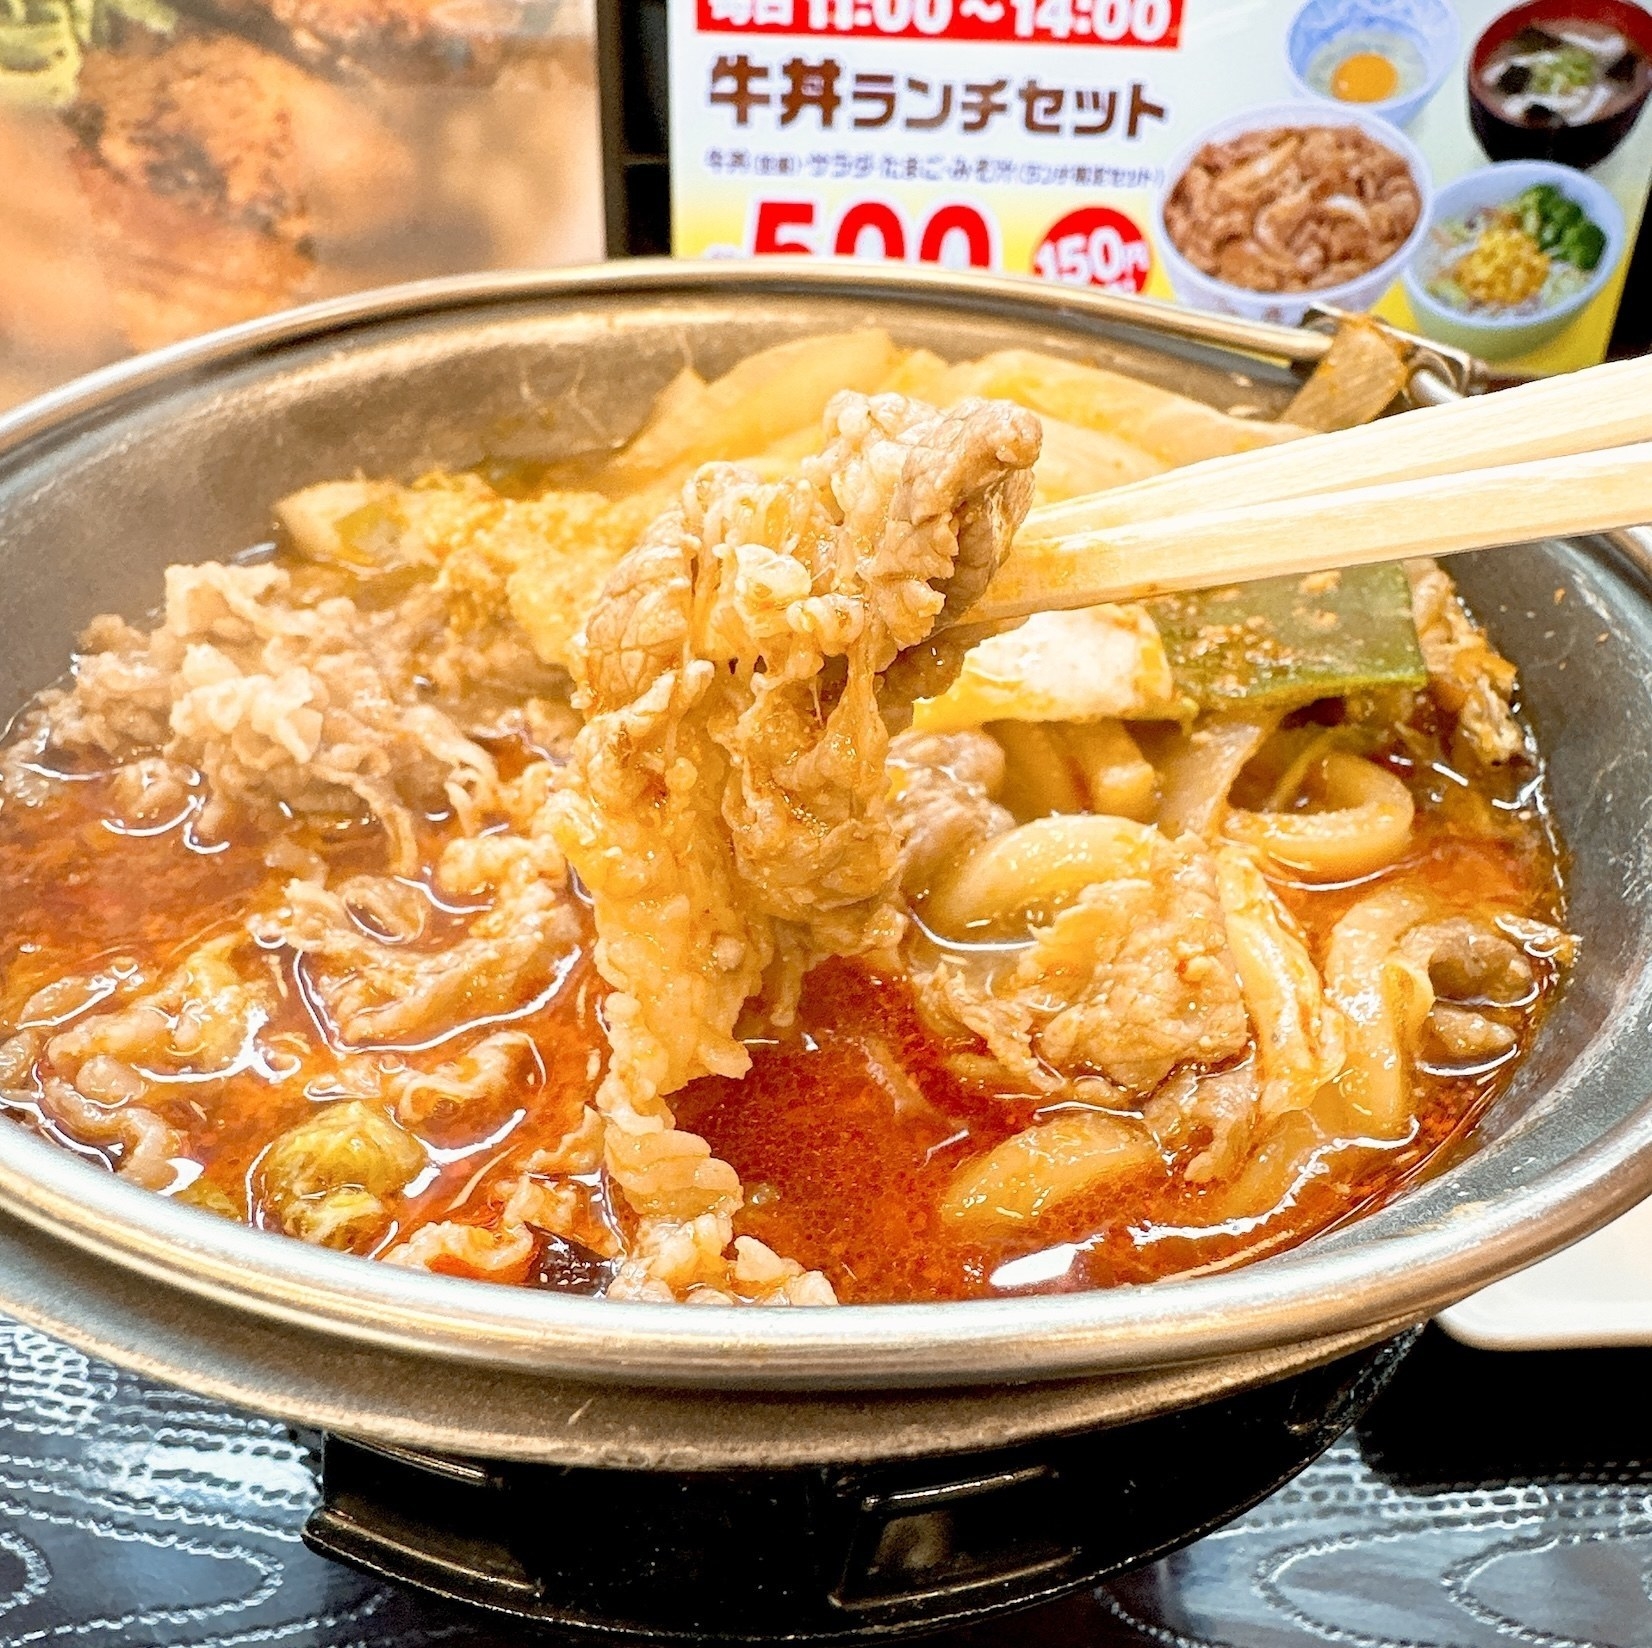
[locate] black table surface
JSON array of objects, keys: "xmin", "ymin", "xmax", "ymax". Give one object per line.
[{"xmin": 1, "ymin": 1318, "xmax": 1648, "ymax": 1648}]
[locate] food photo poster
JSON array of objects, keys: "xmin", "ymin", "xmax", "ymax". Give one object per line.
[
  {"xmin": 667, "ymin": 0, "xmax": 1652, "ymax": 373},
  {"xmin": 5, "ymin": 0, "xmax": 1650, "ymax": 407},
  {"xmin": 0, "ymin": 0, "xmax": 603, "ymax": 411}
]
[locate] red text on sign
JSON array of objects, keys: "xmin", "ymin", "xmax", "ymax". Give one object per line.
[
  {"xmin": 698, "ymin": 0, "xmax": 1183, "ymax": 49},
  {"xmin": 749, "ymin": 197, "xmax": 999, "ymax": 267},
  {"xmin": 1031, "ymin": 205, "xmax": 1151, "ymax": 292}
]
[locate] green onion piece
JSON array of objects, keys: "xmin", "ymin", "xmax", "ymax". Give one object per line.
[{"xmin": 1147, "ymin": 563, "xmax": 1426, "ymax": 711}]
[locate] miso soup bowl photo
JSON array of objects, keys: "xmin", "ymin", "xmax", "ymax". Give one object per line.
[{"xmin": 1469, "ymin": 0, "xmax": 1652, "ymax": 169}]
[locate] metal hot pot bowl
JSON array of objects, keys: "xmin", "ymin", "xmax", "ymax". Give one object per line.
[{"xmin": 0, "ymin": 262, "xmax": 1649, "ymax": 1641}]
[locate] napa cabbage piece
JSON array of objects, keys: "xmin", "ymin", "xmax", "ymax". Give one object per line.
[
  {"xmin": 277, "ymin": 471, "xmax": 663, "ymax": 673},
  {"xmin": 255, "ymin": 1099, "xmax": 426, "ymax": 1251},
  {"xmin": 912, "ymin": 604, "xmax": 1184, "ymax": 732},
  {"xmin": 0, "ymin": 0, "xmax": 176, "ymax": 107},
  {"xmin": 935, "ymin": 349, "xmax": 1307, "ymax": 464},
  {"xmin": 941, "ymin": 1110, "xmax": 1162, "ymax": 1231},
  {"xmin": 1025, "ymin": 416, "xmax": 1168, "ymax": 506},
  {"xmin": 600, "ymin": 328, "xmax": 902, "ymax": 488},
  {"xmin": 1214, "ymin": 845, "xmax": 1348, "ymax": 1121}
]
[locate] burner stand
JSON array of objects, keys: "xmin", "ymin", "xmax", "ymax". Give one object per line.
[{"xmin": 304, "ymin": 1332, "xmax": 1417, "ymax": 1643}]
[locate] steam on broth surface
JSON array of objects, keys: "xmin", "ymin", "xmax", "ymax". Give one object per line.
[{"xmin": 0, "ymin": 333, "xmax": 1573, "ymax": 1305}]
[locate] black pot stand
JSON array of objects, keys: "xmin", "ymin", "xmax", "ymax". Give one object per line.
[{"xmin": 302, "ymin": 1331, "xmax": 1418, "ymax": 1643}]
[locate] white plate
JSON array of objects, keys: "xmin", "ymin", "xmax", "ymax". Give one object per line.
[{"xmin": 1438, "ymin": 1193, "xmax": 1652, "ymax": 1349}]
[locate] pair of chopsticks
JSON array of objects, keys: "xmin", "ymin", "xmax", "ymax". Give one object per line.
[{"xmin": 970, "ymin": 354, "xmax": 1652, "ymax": 624}]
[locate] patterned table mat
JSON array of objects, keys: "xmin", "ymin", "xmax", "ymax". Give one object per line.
[{"xmin": 1, "ymin": 1320, "xmax": 1648, "ymax": 1648}]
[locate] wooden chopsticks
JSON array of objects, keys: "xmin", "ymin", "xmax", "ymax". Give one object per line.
[
  {"xmin": 968, "ymin": 355, "xmax": 1652, "ymax": 624},
  {"xmin": 974, "ymin": 441, "xmax": 1652, "ymax": 623}
]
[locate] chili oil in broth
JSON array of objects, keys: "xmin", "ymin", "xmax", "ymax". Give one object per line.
[
  {"xmin": 676, "ymin": 710, "xmax": 1564, "ymax": 1302},
  {"xmin": 0, "ymin": 558, "xmax": 1565, "ymax": 1303}
]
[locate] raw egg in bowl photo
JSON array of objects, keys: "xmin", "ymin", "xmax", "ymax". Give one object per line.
[{"xmin": 1287, "ymin": 0, "xmax": 1460, "ymax": 129}]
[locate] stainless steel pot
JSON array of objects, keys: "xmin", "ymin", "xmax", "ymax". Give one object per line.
[{"xmin": 0, "ymin": 261, "xmax": 1648, "ymax": 1469}]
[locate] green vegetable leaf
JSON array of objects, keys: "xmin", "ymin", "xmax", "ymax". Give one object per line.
[
  {"xmin": 1563, "ymin": 220, "xmax": 1607, "ymax": 271},
  {"xmin": 1147, "ymin": 563, "xmax": 1426, "ymax": 711}
]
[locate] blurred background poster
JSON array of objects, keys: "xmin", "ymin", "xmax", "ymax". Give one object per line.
[
  {"xmin": 6, "ymin": 0, "xmax": 1649, "ymax": 412},
  {"xmin": 665, "ymin": 0, "xmax": 1652, "ymax": 372},
  {"xmin": 0, "ymin": 0, "xmax": 603, "ymax": 409}
]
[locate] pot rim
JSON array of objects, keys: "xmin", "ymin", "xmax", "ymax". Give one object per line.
[{"xmin": 0, "ymin": 258, "xmax": 1646, "ymax": 1395}]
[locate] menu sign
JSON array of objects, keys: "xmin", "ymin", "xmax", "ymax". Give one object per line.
[{"xmin": 668, "ymin": 0, "xmax": 1652, "ymax": 372}]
